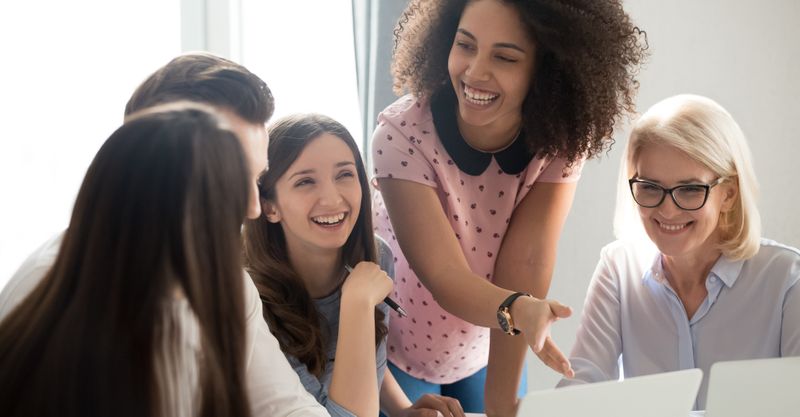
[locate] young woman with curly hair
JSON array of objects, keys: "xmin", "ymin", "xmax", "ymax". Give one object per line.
[
  {"xmin": 370, "ymin": 0, "xmax": 647, "ymax": 414},
  {"xmin": 243, "ymin": 114, "xmax": 464, "ymax": 417}
]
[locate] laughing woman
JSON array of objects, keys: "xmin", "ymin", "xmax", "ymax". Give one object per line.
[
  {"xmin": 370, "ymin": 0, "xmax": 647, "ymax": 413},
  {"xmin": 243, "ymin": 114, "xmax": 464, "ymax": 417}
]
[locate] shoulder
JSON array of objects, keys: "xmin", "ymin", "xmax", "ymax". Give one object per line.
[
  {"xmin": 750, "ymin": 239, "xmax": 800, "ymax": 286},
  {"xmin": 756, "ymin": 238, "xmax": 800, "ymax": 261},
  {"xmin": 0, "ymin": 231, "xmax": 65, "ymax": 319},
  {"xmin": 375, "ymin": 95, "xmax": 436, "ymax": 141},
  {"xmin": 596, "ymin": 239, "xmax": 658, "ymax": 279},
  {"xmin": 379, "ymin": 94, "xmax": 432, "ymax": 125}
]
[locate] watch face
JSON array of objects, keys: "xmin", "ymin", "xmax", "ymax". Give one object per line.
[{"xmin": 497, "ymin": 310, "xmax": 511, "ymax": 333}]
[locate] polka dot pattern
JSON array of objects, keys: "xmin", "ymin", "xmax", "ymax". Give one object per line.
[{"xmin": 370, "ymin": 94, "xmax": 583, "ymax": 384}]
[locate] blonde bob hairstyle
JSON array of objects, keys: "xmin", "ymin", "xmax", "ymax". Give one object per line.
[{"xmin": 613, "ymin": 94, "xmax": 761, "ymax": 260}]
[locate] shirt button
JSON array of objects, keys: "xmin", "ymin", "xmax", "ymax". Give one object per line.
[{"xmin": 709, "ymin": 276, "xmax": 717, "ymax": 283}]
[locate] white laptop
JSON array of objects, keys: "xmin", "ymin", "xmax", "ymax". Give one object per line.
[
  {"xmin": 516, "ymin": 368, "xmax": 702, "ymax": 417},
  {"xmin": 705, "ymin": 356, "xmax": 800, "ymax": 417}
]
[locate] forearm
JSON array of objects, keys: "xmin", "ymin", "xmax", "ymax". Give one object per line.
[
  {"xmin": 485, "ymin": 182, "xmax": 566, "ymax": 412},
  {"xmin": 485, "ymin": 331, "xmax": 527, "ymax": 417},
  {"xmin": 329, "ymin": 299, "xmax": 380, "ymax": 416},
  {"xmin": 379, "ymin": 368, "xmax": 413, "ymax": 417},
  {"xmin": 485, "ymin": 259, "xmax": 554, "ymax": 415},
  {"xmin": 425, "ymin": 264, "xmax": 516, "ymax": 328}
]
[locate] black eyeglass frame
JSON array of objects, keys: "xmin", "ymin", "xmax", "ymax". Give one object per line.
[{"xmin": 628, "ymin": 177, "xmax": 725, "ymax": 211}]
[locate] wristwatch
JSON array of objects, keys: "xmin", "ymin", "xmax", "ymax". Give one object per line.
[{"xmin": 497, "ymin": 292, "xmax": 533, "ymax": 335}]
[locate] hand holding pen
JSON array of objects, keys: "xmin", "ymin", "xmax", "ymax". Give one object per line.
[{"xmin": 345, "ymin": 264, "xmax": 408, "ymax": 318}]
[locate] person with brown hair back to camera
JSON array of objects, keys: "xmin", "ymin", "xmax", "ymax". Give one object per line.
[{"xmin": 0, "ymin": 53, "xmax": 330, "ymax": 417}]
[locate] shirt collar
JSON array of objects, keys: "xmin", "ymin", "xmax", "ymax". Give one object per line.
[
  {"xmin": 709, "ymin": 254, "xmax": 744, "ymax": 288},
  {"xmin": 643, "ymin": 251, "xmax": 744, "ymax": 289},
  {"xmin": 430, "ymin": 88, "xmax": 535, "ymax": 176}
]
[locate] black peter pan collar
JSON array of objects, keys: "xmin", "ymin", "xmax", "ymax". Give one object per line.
[{"xmin": 431, "ymin": 89, "xmax": 535, "ymax": 176}]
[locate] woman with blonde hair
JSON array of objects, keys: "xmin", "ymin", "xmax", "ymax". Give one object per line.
[{"xmin": 559, "ymin": 94, "xmax": 800, "ymax": 408}]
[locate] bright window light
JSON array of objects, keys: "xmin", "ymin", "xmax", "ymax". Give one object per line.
[
  {"xmin": 240, "ymin": 0, "xmax": 364, "ymax": 149},
  {"xmin": 0, "ymin": 0, "xmax": 181, "ymax": 287}
]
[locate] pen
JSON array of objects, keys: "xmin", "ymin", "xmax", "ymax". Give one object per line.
[{"xmin": 344, "ymin": 264, "xmax": 408, "ymax": 318}]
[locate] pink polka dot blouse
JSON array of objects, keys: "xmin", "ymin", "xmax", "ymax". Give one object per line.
[{"xmin": 371, "ymin": 94, "xmax": 584, "ymax": 383}]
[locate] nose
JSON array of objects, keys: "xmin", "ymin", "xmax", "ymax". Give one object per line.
[
  {"xmin": 317, "ymin": 179, "xmax": 343, "ymax": 207},
  {"xmin": 657, "ymin": 192, "xmax": 683, "ymax": 218},
  {"xmin": 465, "ymin": 53, "xmax": 491, "ymax": 82}
]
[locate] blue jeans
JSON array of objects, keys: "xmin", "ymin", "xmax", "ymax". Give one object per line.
[{"xmin": 386, "ymin": 361, "xmax": 528, "ymax": 413}]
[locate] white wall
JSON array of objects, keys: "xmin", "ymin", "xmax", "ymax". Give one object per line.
[{"xmin": 528, "ymin": 0, "xmax": 800, "ymax": 391}]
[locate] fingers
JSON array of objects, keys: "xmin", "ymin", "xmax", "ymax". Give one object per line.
[
  {"xmin": 342, "ymin": 261, "xmax": 393, "ymax": 305},
  {"xmin": 406, "ymin": 409, "xmax": 439, "ymax": 417},
  {"xmin": 547, "ymin": 299, "xmax": 573, "ymax": 319},
  {"xmin": 535, "ymin": 337, "xmax": 574, "ymax": 378},
  {"xmin": 413, "ymin": 394, "xmax": 465, "ymax": 417},
  {"xmin": 526, "ymin": 322, "xmax": 549, "ymax": 353}
]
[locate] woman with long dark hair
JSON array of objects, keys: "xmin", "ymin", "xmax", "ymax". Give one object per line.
[
  {"xmin": 244, "ymin": 113, "xmax": 463, "ymax": 417},
  {"xmin": 0, "ymin": 103, "xmax": 253, "ymax": 417}
]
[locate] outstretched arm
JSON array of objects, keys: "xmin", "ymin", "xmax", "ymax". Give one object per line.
[
  {"xmin": 484, "ymin": 182, "xmax": 577, "ymax": 417},
  {"xmin": 378, "ymin": 178, "xmax": 572, "ymax": 361}
]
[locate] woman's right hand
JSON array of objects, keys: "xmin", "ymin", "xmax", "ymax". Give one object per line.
[
  {"xmin": 341, "ymin": 261, "xmax": 393, "ymax": 307},
  {"xmin": 512, "ymin": 296, "xmax": 575, "ymax": 377}
]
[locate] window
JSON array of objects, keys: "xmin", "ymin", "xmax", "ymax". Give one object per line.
[
  {"xmin": 0, "ymin": 0, "xmax": 181, "ymax": 286},
  {"xmin": 240, "ymin": 0, "xmax": 364, "ymax": 147}
]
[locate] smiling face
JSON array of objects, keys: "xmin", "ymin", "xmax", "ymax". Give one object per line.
[
  {"xmin": 633, "ymin": 144, "xmax": 737, "ymax": 260},
  {"xmin": 264, "ymin": 133, "xmax": 362, "ymax": 257},
  {"xmin": 447, "ymin": 0, "xmax": 536, "ymax": 145}
]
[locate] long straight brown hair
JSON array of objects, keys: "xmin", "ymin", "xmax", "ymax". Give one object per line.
[
  {"xmin": 0, "ymin": 104, "xmax": 252, "ymax": 417},
  {"xmin": 243, "ymin": 113, "xmax": 387, "ymax": 377}
]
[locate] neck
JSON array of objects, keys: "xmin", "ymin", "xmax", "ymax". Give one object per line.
[
  {"xmin": 286, "ymin": 244, "xmax": 343, "ymax": 299},
  {"xmin": 456, "ymin": 109, "xmax": 522, "ymax": 152},
  {"xmin": 660, "ymin": 245, "xmax": 721, "ymax": 320}
]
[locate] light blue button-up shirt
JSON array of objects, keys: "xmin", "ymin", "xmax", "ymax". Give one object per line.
[{"xmin": 560, "ymin": 238, "xmax": 800, "ymax": 409}]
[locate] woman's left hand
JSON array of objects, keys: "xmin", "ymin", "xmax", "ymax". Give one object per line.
[
  {"xmin": 513, "ymin": 296, "xmax": 574, "ymax": 377},
  {"xmin": 397, "ymin": 393, "xmax": 465, "ymax": 417}
]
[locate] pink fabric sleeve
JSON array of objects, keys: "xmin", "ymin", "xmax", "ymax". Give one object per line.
[
  {"xmin": 537, "ymin": 155, "xmax": 586, "ymax": 183},
  {"xmin": 371, "ymin": 114, "xmax": 437, "ymax": 189}
]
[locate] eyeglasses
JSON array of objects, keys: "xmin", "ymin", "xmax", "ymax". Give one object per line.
[{"xmin": 628, "ymin": 177, "xmax": 725, "ymax": 211}]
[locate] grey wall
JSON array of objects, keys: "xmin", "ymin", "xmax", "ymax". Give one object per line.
[
  {"xmin": 363, "ymin": 0, "xmax": 800, "ymax": 392},
  {"xmin": 530, "ymin": 0, "xmax": 800, "ymax": 391}
]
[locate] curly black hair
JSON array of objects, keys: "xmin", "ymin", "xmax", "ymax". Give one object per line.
[{"xmin": 392, "ymin": 0, "xmax": 648, "ymax": 163}]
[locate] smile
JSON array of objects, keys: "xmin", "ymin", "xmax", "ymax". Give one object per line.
[
  {"xmin": 311, "ymin": 212, "xmax": 347, "ymax": 226},
  {"xmin": 655, "ymin": 219, "xmax": 693, "ymax": 232},
  {"xmin": 462, "ymin": 82, "xmax": 499, "ymax": 106}
]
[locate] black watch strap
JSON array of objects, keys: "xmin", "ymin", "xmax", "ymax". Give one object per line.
[
  {"xmin": 498, "ymin": 292, "xmax": 532, "ymax": 335},
  {"xmin": 500, "ymin": 292, "xmax": 531, "ymax": 310}
]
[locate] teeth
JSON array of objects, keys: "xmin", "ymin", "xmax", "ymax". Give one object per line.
[
  {"xmin": 659, "ymin": 221, "xmax": 689, "ymax": 231},
  {"xmin": 313, "ymin": 213, "xmax": 345, "ymax": 225},
  {"xmin": 463, "ymin": 84, "xmax": 498, "ymax": 104}
]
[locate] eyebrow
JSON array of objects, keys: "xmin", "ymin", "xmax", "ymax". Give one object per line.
[
  {"xmin": 456, "ymin": 29, "xmax": 527, "ymax": 54},
  {"xmin": 288, "ymin": 161, "xmax": 355, "ymax": 179}
]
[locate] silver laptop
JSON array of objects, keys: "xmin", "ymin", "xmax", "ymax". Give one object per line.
[
  {"xmin": 517, "ymin": 369, "xmax": 702, "ymax": 417},
  {"xmin": 705, "ymin": 356, "xmax": 800, "ymax": 417}
]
